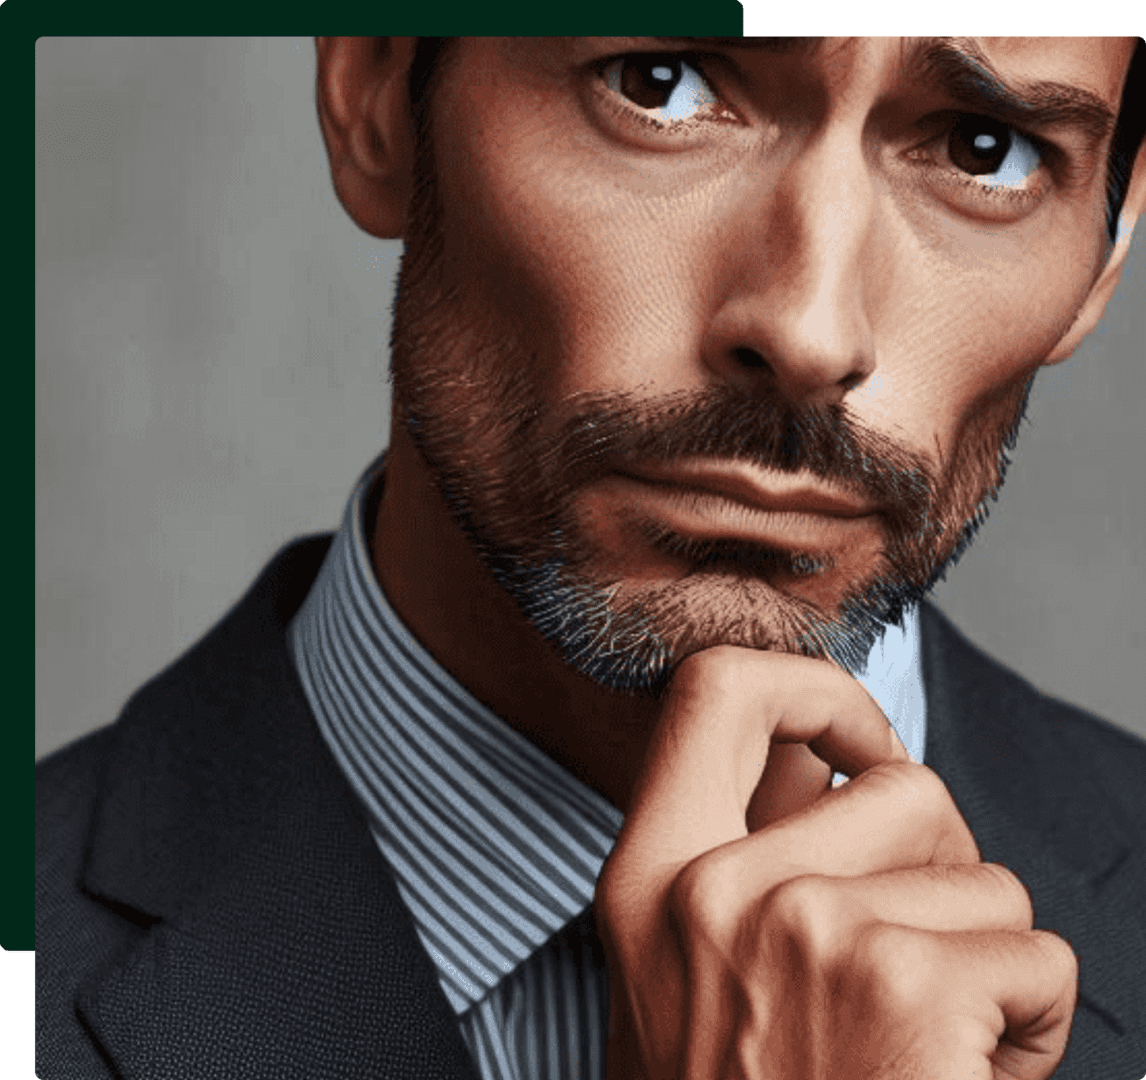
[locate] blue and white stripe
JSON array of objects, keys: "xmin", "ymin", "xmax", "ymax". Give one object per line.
[
  {"xmin": 288, "ymin": 454, "xmax": 623, "ymax": 1078},
  {"xmin": 287, "ymin": 452, "xmax": 927, "ymax": 1079}
]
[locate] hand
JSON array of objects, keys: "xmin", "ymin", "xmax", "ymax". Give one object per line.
[{"xmin": 596, "ymin": 647, "xmax": 1078, "ymax": 1080}]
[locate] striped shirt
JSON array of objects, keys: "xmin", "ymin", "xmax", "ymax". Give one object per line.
[{"xmin": 287, "ymin": 453, "xmax": 927, "ymax": 1080}]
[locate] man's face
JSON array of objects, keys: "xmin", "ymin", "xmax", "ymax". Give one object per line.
[{"xmin": 389, "ymin": 37, "xmax": 1131, "ymax": 694}]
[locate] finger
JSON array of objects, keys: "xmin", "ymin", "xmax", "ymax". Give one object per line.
[
  {"xmin": 756, "ymin": 758, "xmax": 979, "ymax": 878},
  {"xmin": 748, "ymin": 713, "xmax": 912, "ymax": 830},
  {"xmin": 619, "ymin": 648, "xmax": 905, "ymax": 878},
  {"xmin": 668, "ymin": 866, "xmax": 1037, "ymax": 1080},
  {"xmin": 852, "ymin": 924, "xmax": 1077, "ymax": 1080},
  {"xmin": 991, "ymin": 930, "xmax": 1079, "ymax": 1079},
  {"xmin": 746, "ymin": 743, "xmax": 833, "ymax": 831},
  {"xmin": 678, "ymin": 760, "xmax": 981, "ymax": 923},
  {"xmin": 757, "ymin": 863, "xmax": 1034, "ymax": 957},
  {"xmin": 850, "ymin": 863, "xmax": 1034, "ymax": 932}
]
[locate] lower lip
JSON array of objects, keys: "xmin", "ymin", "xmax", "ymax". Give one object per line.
[{"xmin": 597, "ymin": 475, "xmax": 878, "ymax": 549}]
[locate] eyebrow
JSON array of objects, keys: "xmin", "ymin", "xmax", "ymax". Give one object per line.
[
  {"xmin": 655, "ymin": 36, "xmax": 1117, "ymax": 143},
  {"xmin": 907, "ymin": 37, "xmax": 1116, "ymax": 143}
]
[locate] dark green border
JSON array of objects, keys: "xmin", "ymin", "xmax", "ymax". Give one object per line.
[{"xmin": 9, "ymin": 0, "xmax": 741, "ymax": 955}]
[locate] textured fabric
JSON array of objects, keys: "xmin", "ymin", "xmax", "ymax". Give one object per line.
[
  {"xmin": 37, "ymin": 537, "xmax": 481, "ymax": 1080},
  {"xmin": 921, "ymin": 610, "xmax": 1146, "ymax": 1080},
  {"xmin": 285, "ymin": 455, "xmax": 927, "ymax": 1080},
  {"xmin": 35, "ymin": 536, "xmax": 1146, "ymax": 1079}
]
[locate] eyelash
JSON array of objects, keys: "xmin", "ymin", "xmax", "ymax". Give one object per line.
[
  {"xmin": 593, "ymin": 52, "xmax": 737, "ymax": 131},
  {"xmin": 906, "ymin": 119, "xmax": 1054, "ymax": 207}
]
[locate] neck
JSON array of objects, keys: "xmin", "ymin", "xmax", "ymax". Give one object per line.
[{"xmin": 371, "ymin": 422, "xmax": 659, "ymax": 812}]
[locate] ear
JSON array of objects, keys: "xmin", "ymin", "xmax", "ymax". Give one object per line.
[
  {"xmin": 315, "ymin": 37, "xmax": 418, "ymax": 239},
  {"xmin": 1044, "ymin": 136, "xmax": 1146, "ymax": 364}
]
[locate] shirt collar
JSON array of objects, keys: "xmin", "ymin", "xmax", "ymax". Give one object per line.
[
  {"xmin": 857, "ymin": 603, "xmax": 927, "ymax": 767},
  {"xmin": 289, "ymin": 454, "xmax": 623, "ymax": 1014}
]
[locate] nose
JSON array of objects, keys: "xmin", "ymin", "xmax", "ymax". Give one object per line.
[{"xmin": 701, "ymin": 127, "xmax": 878, "ymax": 406}]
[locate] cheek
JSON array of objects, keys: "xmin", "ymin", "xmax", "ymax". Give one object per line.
[
  {"xmin": 851, "ymin": 204, "xmax": 1104, "ymax": 463},
  {"xmin": 431, "ymin": 81, "xmax": 734, "ymax": 402}
]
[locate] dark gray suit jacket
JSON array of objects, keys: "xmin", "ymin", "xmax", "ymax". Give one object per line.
[{"xmin": 36, "ymin": 536, "xmax": 1146, "ymax": 1079}]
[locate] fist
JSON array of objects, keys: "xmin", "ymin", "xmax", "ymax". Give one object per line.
[{"xmin": 596, "ymin": 648, "xmax": 1078, "ymax": 1080}]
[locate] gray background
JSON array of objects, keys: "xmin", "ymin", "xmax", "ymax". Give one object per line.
[{"xmin": 35, "ymin": 37, "xmax": 1146, "ymax": 760}]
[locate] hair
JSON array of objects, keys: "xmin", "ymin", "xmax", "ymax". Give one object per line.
[
  {"xmin": 1107, "ymin": 38, "xmax": 1146, "ymax": 242},
  {"xmin": 408, "ymin": 36, "xmax": 452, "ymax": 149},
  {"xmin": 407, "ymin": 36, "xmax": 1146, "ymax": 243}
]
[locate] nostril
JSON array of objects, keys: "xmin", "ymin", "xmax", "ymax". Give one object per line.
[
  {"xmin": 732, "ymin": 346, "xmax": 867, "ymax": 394},
  {"xmin": 733, "ymin": 347, "xmax": 769, "ymax": 370}
]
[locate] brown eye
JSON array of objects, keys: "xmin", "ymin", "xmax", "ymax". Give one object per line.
[
  {"xmin": 949, "ymin": 117, "xmax": 1011, "ymax": 174},
  {"xmin": 949, "ymin": 117, "xmax": 1012, "ymax": 174},
  {"xmin": 946, "ymin": 115, "xmax": 1042, "ymax": 189},
  {"xmin": 617, "ymin": 56, "xmax": 684, "ymax": 109},
  {"xmin": 603, "ymin": 56, "xmax": 717, "ymax": 121}
]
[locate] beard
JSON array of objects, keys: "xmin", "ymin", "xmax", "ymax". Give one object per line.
[{"xmin": 388, "ymin": 105, "xmax": 1033, "ymax": 698}]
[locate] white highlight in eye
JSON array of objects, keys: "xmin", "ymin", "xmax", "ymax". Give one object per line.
[{"xmin": 977, "ymin": 131, "xmax": 1041, "ymax": 190}]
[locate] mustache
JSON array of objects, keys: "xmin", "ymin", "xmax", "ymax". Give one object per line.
[{"xmin": 531, "ymin": 387, "xmax": 938, "ymax": 523}]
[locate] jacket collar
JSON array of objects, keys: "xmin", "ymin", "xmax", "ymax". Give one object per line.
[
  {"xmin": 75, "ymin": 536, "xmax": 479, "ymax": 1080},
  {"xmin": 920, "ymin": 603, "xmax": 1145, "ymax": 1077}
]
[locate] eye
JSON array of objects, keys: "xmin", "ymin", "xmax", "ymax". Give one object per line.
[
  {"xmin": 947, "ymin": 115, "xmax": 1042, "ymax": 190},
  {"xmin": 602, "ymin": 55, "xmax": 718, "ymax": 124}
]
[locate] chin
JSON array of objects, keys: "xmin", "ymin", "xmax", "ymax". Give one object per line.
[{"xmin": 492, "ymin": 545, "xmax": 921, "ymax": 697}]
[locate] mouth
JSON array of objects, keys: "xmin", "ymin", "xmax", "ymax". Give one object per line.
[{"xmin": 605, "ymin": 460, "xmax": 879, "ymax": 551}]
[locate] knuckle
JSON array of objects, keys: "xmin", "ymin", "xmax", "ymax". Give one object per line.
[
  {"xmin": 673, "ymin": 645, "xmax": 746, "ymax": 685},
  {"xmin": 668, "ymin": 851, "xmax": 737, "ymax": 937},
  {"xmin": 858, "ymin": 759, "xmax": 938, "ymax": 813},
  {"xmin": 669, "ymin": 646, "xmax": 761, "ymax": 709},
  {"xmin": 982, "ymin": 862, "xmax": 1035, "ymax": 927},
  {"xmin": 861, "ymin": 761, "xmax": 978, "ymax": 862},
  {"xmin": 861, "ymin": 758, "xmax": 931, "ymax": 792},
  {"xmin": 850, "ymin": 923, "xmax": 936, "ymax": 1012},
  {"xmin": 1030, "ymin": 929, "xmax": 1080, "ymax": 990},
  {"xmin": 760, "ymin": 875, "xmax": 848, "ymax": 964},
  {"xmin": 898, "ymin": 760, "xmax": 950, "ymax": 807}
]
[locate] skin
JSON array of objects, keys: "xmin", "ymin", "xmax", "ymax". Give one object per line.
[{"xmin": 316, "ymin": 36, "xmax": 1146, "ymax": 1079}]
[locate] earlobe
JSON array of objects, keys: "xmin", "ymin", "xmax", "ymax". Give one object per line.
[
  {"xmin": 1044, "ymin": 137, "xmax": 1146, "ymax": 365},
  {"xmin": 315, "ymin": 37, "xmax": 418, "ymax": 240}
]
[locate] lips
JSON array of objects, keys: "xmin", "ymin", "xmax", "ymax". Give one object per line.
[{"xmin": 614, "ymin": 459, "xmax": 877, "ymax": 521}]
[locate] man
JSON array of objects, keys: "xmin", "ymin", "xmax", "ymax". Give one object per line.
[{"xmin": 36, "ymin": 35, "xmax": 1146, "ymax": 1080}]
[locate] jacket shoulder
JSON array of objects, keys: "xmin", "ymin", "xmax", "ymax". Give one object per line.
[
  {"xmin": 920, "ymin": 601, "xmax": 1146, "ymax": 844},
  {"xmin": 35, "ymin": 533, "xmax": 335, "ymax": 1079},
  {"xmin": 37, "ymin": 727, "xmax": 141, "ymax": 1079}
]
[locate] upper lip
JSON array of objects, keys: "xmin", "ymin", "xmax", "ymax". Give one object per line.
[{"xmin": 616, "ymin": 459, "xmax": 876, "ymax": 519}]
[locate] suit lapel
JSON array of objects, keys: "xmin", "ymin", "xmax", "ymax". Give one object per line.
[
  {"xmin": 920, "ymin": 603, "xmax": 1146, "ymax": 1078},
  {"xmin": 74, "ymin": 538, "xmax": 479, "ymax": 1080}
]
